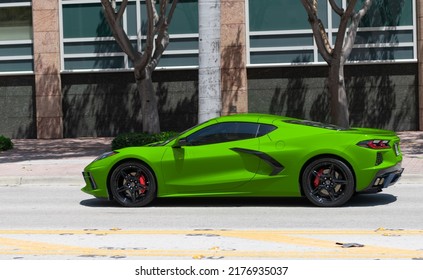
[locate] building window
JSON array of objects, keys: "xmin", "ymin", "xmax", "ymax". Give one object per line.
[
  {"xmin": 0, "ymin": 1, "xmax": 33, "ymax": 73},
  {"xmin": 247, "ymin": 0, "xmax": 417, "ymax": 66},
  {"xmin": 61, "ymin": 0, "xmax": 199, "ymax": 71}
]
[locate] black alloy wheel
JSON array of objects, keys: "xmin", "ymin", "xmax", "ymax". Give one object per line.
[
  {"xmin": 110, "ymin": 161, "xmax": 156, "ymax": 207},
  {"xmin": 301, "ymin": 158, "xmax": 355, "ymax": 207}
]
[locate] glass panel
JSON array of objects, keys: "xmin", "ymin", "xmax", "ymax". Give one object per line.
[
  {"xmin": 186, "ymin": 122, "xmax": 259, "ymax": 145},
  {"xmin": 64, "ymin": 57, "xmax": 125, "ymax": 70},
  {"xmin": 0, "ymin": 44, "xmax": 32, "ymax": 56},
  {"xmin": 0, "ymin": 6, "xmax": 32, "ymax": 40},
  {"xmin": 62, "ymin": 1, "xmax": 199, "ymax": 70},
  {"xmin": 169, "ymin": 0, "xmax": 198, "ymax": 34},
  {"xmin": 250, "ymin": 51, "xmax": 313, "ymax": 64},
  {"xmin": 249, "ymin": 0, "xmax": 320, "ymax": 31},
  {"xmin": 257, "ymin": 124, "xmax": 277, "ymax": 136},
  {"xmin": 166, "ymin": 37, "xmax": 198, "ymax": 51},
  {"xmin": 63, "ymin": 3, "xmax": 112, "ymax": 38},
  {"xmin": 0, "ymin": 60, "xmax": 33, "ymax": 71},
  {"xmin": 354, "ymin": 30, "xmax": 414, "ymax": 45},
  {"xmin": 64, "ymin": 41, "xmax": 122, "ymax": 54},
  {"xmin": 0, "ymin": 0, "xmax": 31, "ymax": 3},
  {"xmin": 360, "ymin": 0, "xmax": 413, "ymax": 27},
  {"xmin": 139, "ymin": 0, "xmax": 198, "ymax": 35},
  {"xmin": 349, "ymin": 47, "xmax": 414, "ymax": 61},
  {"xmin": 127, "ymin": 1, "xmax": 138, "ymax": 36},
  {"xmin": 250, "ymin": 34, "xmax": 313, "ymax": 48},
  {"xmin": 157, "ymin": 54, "xmax": 198, "ymax": 67}
]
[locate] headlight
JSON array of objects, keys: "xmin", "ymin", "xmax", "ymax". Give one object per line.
[{"xmin": 93, "ymin": 151, "xmax": 118, "ymax": 162}]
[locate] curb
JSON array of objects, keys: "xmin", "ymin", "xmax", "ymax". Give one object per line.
[{"xmin": 0, "ymin": 176, "xmax": 84, "ymax": 186}]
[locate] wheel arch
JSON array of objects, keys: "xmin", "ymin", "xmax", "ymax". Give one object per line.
[
  {"xmin": 106, "ymin": 158, "xmax": 158, "ymax": 200},
  {"xmin": 298, "ymin": 153, "xmax": 357, "ymax": 196}
]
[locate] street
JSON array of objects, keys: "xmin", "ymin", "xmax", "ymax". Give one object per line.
[{"xmin": 0, "ymin": 180, "xmax": 422, "ymax": 260}]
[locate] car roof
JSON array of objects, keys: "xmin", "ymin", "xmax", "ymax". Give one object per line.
[{"xmin": 215, "ymin": 113, "xmax": 296, "ymax": 124}]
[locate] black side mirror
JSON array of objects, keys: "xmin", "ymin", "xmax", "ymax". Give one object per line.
[{"xmin": 173, "ymin": 138, "xmax": 189, "ymax": 148}]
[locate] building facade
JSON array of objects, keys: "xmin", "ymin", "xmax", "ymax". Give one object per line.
[{"xmin": 0, "ymin": 0, "xmax": 422, "ymax": 138}]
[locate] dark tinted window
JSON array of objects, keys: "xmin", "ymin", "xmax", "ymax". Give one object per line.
[
  {"xmin": 257, "ymin": 124, "xmax": 277, "ymax": 136},
  {"xmin": 186, "ymin": 122, "xmax": 260, "ymax": 146}
]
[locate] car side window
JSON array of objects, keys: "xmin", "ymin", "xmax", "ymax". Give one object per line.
[
  {"xmin": 257, "ymin": 124, "xmax": 277, "ymax": 136},
  {"xmin": 186, "ymin": 122, "xmax": 260, "ymax": 146}
]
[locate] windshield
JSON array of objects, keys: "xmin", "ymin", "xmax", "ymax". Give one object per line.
[{"xmin": 151, "ymin": 122, "xmax": 208, "ymax": 146}]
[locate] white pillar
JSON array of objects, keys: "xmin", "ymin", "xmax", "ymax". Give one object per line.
[{"xmin": 198, "ymin": 0, "xmax": 221, "ymax": 123}]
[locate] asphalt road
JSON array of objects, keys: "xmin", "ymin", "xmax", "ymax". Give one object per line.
[{"xmin": 0, "ymin": 181, "xmax": 422, "ymax": 260}]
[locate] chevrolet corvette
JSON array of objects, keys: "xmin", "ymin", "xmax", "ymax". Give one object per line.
[{"xmin": 82, "ymin": 114, "xmax": 403, "ymax": 207}]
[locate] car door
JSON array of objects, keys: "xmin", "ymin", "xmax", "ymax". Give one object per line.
[{"xmin": 160, "ymin": 122, "xmax": 262, "ymax": 195}]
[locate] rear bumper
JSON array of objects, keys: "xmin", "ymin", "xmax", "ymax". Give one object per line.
[{"xmin": 360, "ymin": 163, "xmax": 404, "ymax": 193}]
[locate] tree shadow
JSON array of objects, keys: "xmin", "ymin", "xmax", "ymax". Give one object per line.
[
  {"xmin": 62, "ymin": 6, "xmax": 198, "ymax": 137},
  {"xmin": 220, "ymin": 27, "xmax": 246, "ymax": 114},
  {"xmin": 0, "ymin": 75, "xmax": 36, "ymax": 139},
  {"xmin": 347, "ymin": 64, "xmax": 418, "ymax": 130}
]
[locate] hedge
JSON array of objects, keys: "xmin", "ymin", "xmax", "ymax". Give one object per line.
[{"xmin": 112, "ymin": 131, "xmax": 178, "ymax": 150}]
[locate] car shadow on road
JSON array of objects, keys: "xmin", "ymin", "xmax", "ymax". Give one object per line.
[{"xmin": 80, "ymin": 193, "xmax": 397, "ymax": 208}]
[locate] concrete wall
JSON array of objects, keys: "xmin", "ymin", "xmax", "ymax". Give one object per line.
[
  {"xmin": 1, "ymin": 63, "xmax": 417, "ymax": 139},
  {"xmin": 248, "ymin": 64, "xmax": 418, "ymax": 131},
  {"xmin": 61, "ymin": 70, "xmax": 198, "ymax": 137},
  {"xmin": 0, "ymin": 76, "xmax": 36, "ymax": 138}
]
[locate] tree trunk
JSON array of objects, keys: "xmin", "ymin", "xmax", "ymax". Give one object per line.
[
  {"xmin": 328, "ymin": 60, "xmax": 349, "ymax": 128},
  {"xmin": 136, "ymin": 71, "xmax": 160, "ymax": 134}
]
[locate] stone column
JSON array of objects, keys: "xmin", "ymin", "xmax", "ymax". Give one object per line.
[
  {"xmin": 418, "ymin": 0, "xmax": 423, "ymax": 130},
  {"xmin": 32, "ymin": 0, "xmax": 62, "ymax": 138},
  {"xmin": 220, "ymin": 0, "xmax": 248, "ymax": 115}
]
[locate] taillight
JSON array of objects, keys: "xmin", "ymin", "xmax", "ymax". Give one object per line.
[{"xmin": 357, "ymin": 140, "xmax": 390, "ymax": 149}]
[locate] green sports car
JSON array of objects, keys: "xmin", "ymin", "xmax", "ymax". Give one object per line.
[{"xmin": 82, "ymin": 114, "xmax": 403, "ymax": 207}]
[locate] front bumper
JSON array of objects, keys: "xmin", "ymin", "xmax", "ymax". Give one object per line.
[
  {"xmin": 360, "ymin": 164, "xmax": 404, "ymax": 193},
  {"xmin": 81, "ymin": 171, "xmax": 110, "ymax": 199}
]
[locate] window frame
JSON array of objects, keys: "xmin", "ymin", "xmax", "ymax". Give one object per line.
[
  {"xmin": 0, "ymin": 1, "xmax": 33, "ymax": 74},
  {"xmin": 245, "ymin": 0, "xmax": 418, "ymax": 67},
  {"xmin": 60, "ymin": 0, "xmax": 199, "ymax": 72}
]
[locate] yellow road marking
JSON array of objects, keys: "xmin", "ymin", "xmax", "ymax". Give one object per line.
[{"xmin": 0, "ymin": 229, "xmax": 422, "ymax": 259}]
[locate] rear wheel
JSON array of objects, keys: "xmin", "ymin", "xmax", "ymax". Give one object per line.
[
  {"xmin": 301, "ymin": 158, "xmax": 354, "ymax": 207},
  {"xmin": 109, "ymin": 161, "xmax": 156, "ymax": 207}
]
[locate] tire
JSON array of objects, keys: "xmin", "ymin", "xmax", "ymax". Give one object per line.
[
  {"xmin": 301, "ymin": 158, "xmax": 355, "ymax": 207},
  {"xmin": 109, "ymin": 161, "xmax": 156, "ymax": 207}
]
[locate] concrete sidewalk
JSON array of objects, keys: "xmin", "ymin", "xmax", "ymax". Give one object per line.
[
  {"xmin": 0, "ymin": 132, "xmax": 422, "ymax": 186},
  {"xmin": 0, "ymin": 138, "xmax": 112, "ymax": 186}
]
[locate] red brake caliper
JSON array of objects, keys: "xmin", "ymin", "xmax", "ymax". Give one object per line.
[
  {"xmin": 313, "ymin": 169, "xmax": 324, "ymax": 187},
  {"xmin": 139, "ymin": 175, "xmax": 147, "ymax": 194}
]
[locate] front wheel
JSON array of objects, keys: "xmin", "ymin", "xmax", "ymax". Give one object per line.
[
  {"xmin": 109, "ymin": 161, "xmax": 156, "ymax": 207},
  {"xmin": 301, "ymin": 158, "xmax": 355, "ymax": 207}
]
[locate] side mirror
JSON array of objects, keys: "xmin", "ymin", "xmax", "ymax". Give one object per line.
[{"xmin": 173, "ymin": 138, "xmax": 189, "ymax": 148}]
